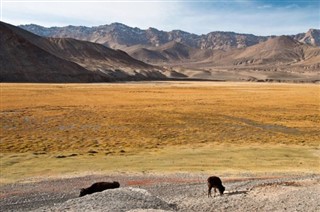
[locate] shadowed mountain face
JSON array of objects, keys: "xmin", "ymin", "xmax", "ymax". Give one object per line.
[
  {"xmin": 0, "ymin": 22, "xmax": 106, "ymax": 82},
  {"xmin": 1, "ymin": 22, "xmax": 166, "ymax": 82}
]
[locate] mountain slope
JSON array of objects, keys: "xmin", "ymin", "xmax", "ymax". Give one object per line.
[
  {"xmin": 203, "ymin": 36, "xmax": 320, "ymax": 67},
  {"xmin": 125, "ymin": 41, "xmax": 221, "ymax": 65},
  {"xmin": 232, "ymin": 36, "xmax": 306, "ymax": 65},
  {"xmin": 0, "ymin": 22, "xmax": 106, "ymax": 82},
  {"xmin": 42, "ymin": 38, "xmax": 154, "ymax": 70},
  {"xmin": 42, "ymin": 37, "xmax": 166, "ymax": 80},
  {"xmin": 127, "ymin": 41, "xmax": 198, "ymax": 63},
  {"xmin": 293, "ymin": 29, "xmax": 320, "ymax": 47}
]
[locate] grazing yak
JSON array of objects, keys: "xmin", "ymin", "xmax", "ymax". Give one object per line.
[
  {"xmin": 79, "ymin": 181, "xmax": 120, "ymax": 197},
  {"xmin": 207, "ymin": 176, "xmax": 225, "ymax": 197}
]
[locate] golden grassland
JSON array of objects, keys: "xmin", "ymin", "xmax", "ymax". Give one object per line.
[{"xmin": 0, "ymin": 82, "xmax": 319, "ymax": 183}]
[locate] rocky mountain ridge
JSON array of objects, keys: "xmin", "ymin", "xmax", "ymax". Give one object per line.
[{"xmin": 19, "ymin": 23, "xmax": 320, "ymax": 51}]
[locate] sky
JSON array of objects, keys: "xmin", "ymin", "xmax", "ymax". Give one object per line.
[{"xmin": 1, "ymin": 0, "xmax": 319, "ymax": 36}]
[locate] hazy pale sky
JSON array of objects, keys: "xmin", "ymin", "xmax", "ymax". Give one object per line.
[{"xmin": 1, "ymin": 0, "xmax": 319, "ymax": 35}]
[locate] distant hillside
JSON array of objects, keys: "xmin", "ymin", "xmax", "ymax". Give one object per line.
[
  {"xmin": 1, "ymin": 22, "xmax": 166, "ymax": 82},
  {"xmin": 232, "ymin": 36, "xmax": 307, "ymax": 65},
  {"xmin": 125, "ymin": 36, "xmax": 320, "ymax": 70},
  {"xmin": 202, "ymin": 36, "xmax": 320, "ymax": 68},
  {"xmin": 126, "ymin": 41, "xmax": 215, "ymax": 64}
]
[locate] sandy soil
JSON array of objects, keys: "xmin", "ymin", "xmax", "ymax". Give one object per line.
[{"xmin": 1, "ymin": 173, "xmax": 319, "ymax": 211}]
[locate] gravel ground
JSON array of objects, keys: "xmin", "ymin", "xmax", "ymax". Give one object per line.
[{"xmin": 1, "ymin": 173, "xmax": 319, "ymax": 211}]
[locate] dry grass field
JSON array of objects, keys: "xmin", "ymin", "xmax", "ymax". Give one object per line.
[{"xmin": 1, "ymin": 82, "xmax": 319, "ymax": 183}]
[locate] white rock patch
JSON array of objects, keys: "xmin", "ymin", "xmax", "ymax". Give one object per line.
[{"xmin": 35, "ymin": 187, "xmax": 175, "ymax": 212}]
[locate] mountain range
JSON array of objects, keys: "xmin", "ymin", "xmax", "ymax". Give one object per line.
[
  {"xmin": 1, "ymin": 21, "xmax": 319, "ymax": 82},
  {"xmin": 19, "ymin": 23, "xmax": 320, "ymax": 50},
  {"xmin": 19, "ymin": 23, "xmax": 320, "ymax": 68}
]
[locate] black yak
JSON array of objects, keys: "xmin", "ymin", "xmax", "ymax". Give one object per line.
[
  {"xmin": 79, "ymin": 181, "xmax": 120, "ymax": 197},
  {"xmin": 207, "ymin": 176, "xmax": 225, "ymax": 197}
]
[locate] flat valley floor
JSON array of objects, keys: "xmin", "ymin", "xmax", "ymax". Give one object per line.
[{"xmin": 0, "ymin": 82, "xmax": 319, "ymax": 211}]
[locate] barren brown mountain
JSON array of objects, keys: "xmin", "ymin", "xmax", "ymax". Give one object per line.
[
  {"xmin": 0, "ymin": 22, "xmax": 106, "ymax": 82},
  {"xmin": 126, "ymin": 36, "xmax": 320, "ymax": 72},
  {"xmin": 41, "ymin": 38, "xmax": 166, "ymax": 81},
  {"xmin": 225, "ymin": 36, "xmax": 319, "ymax": 65},
  {"xmin": 294, "ymin": 29, "xmax": 320, "ymax": 47},
  {"xmin": 1, "ymin": 21, "xmax": 166, "ymax": 82},
  {"xmin": 177, "ymin": 36, "xmax": 320, "ymax": 82},
  {"xmin": 127, "ymin": 41, "xmax": 199, "ymax": 63}
]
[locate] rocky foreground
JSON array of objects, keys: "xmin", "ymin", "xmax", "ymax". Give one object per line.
[{"xmin": 1, "ymin": 174, "xmax": 319, "ymax": 211}]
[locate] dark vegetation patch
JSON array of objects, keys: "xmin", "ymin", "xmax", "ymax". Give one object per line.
[{"xmin": 55, "ymin": 154, "xmax": 78, "ymax": 159}]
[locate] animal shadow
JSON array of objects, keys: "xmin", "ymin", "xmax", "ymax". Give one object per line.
[{"xmin": 225, "ymin": 190, "xmax": 249, "ymax": 196}]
